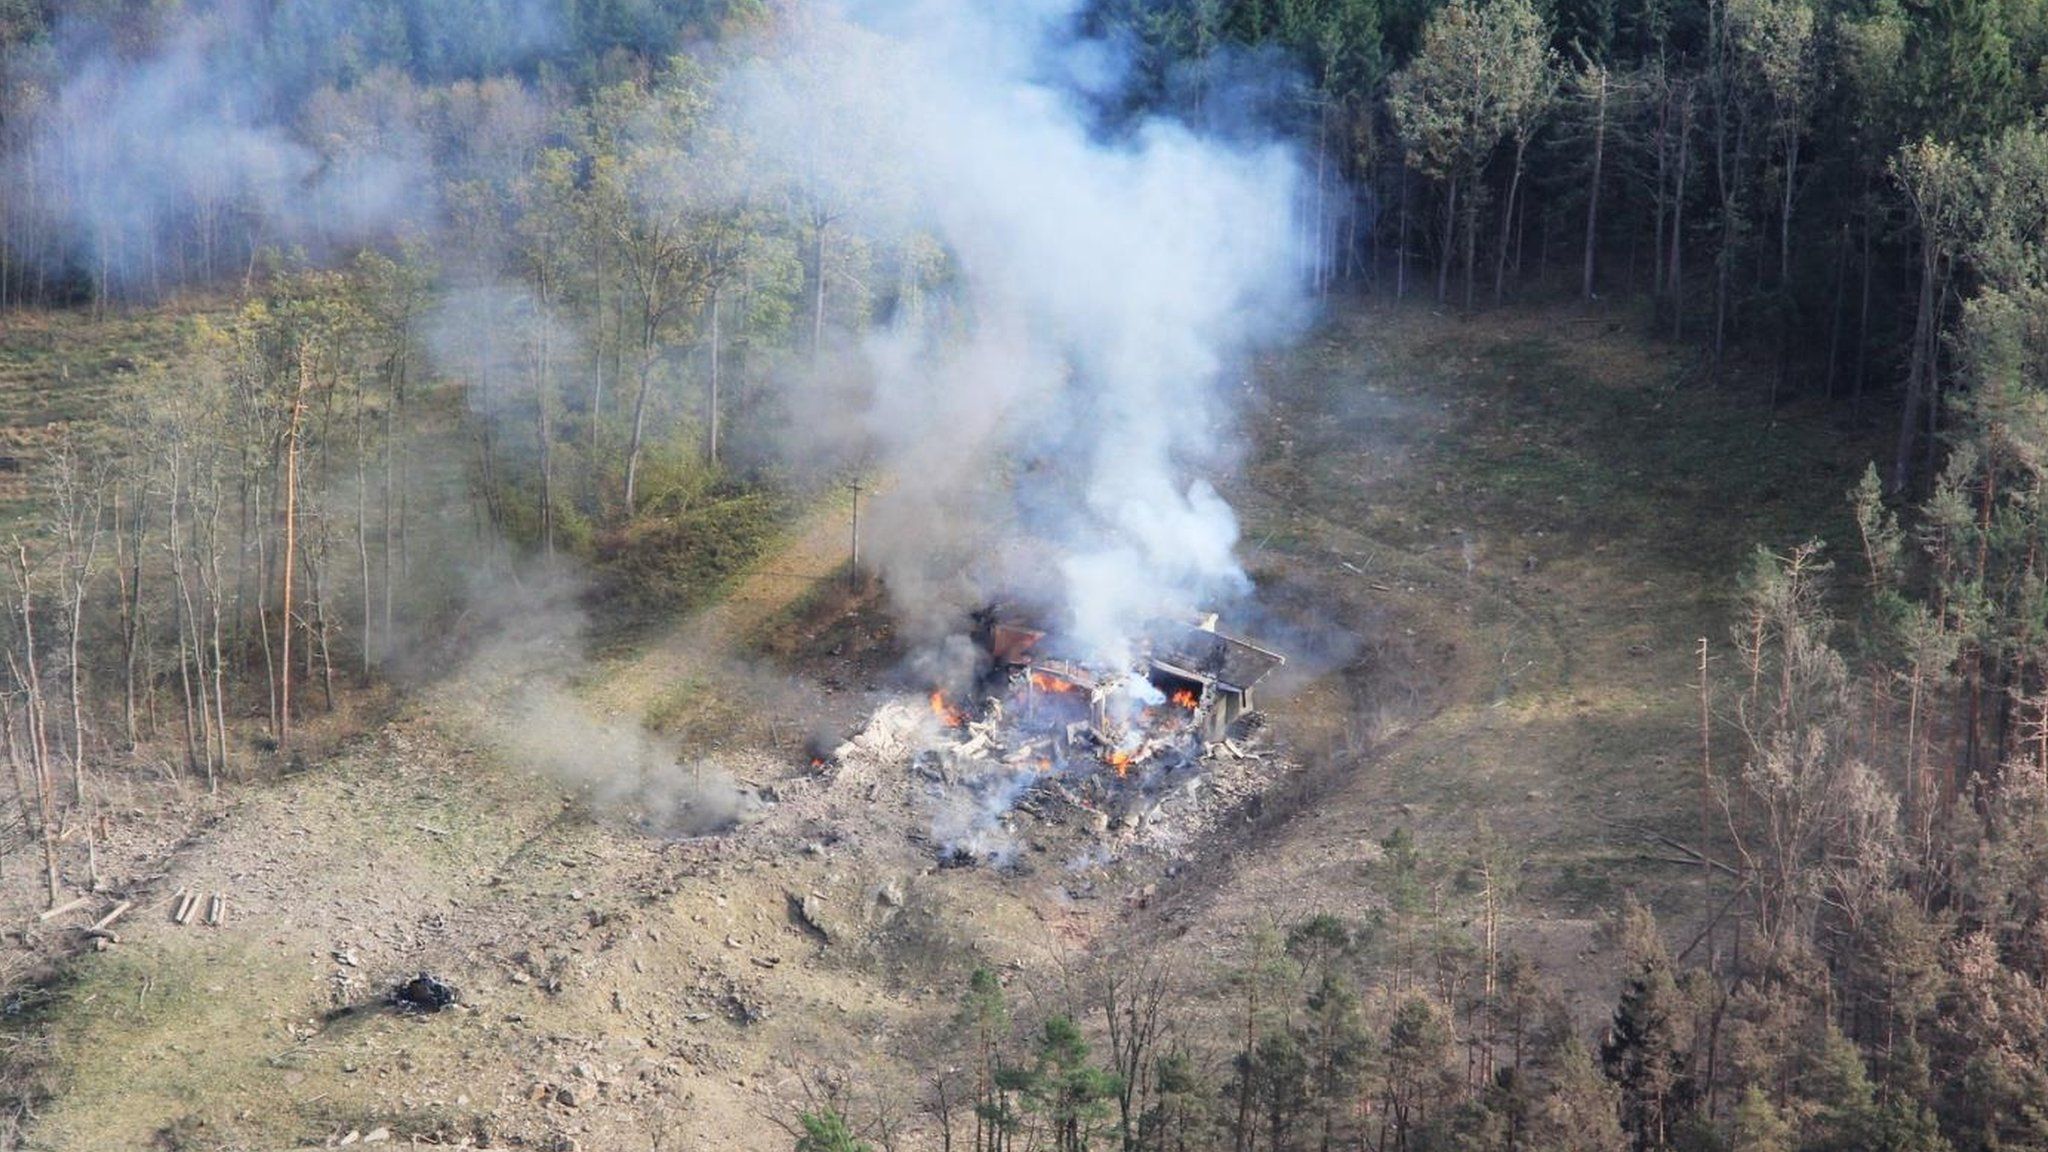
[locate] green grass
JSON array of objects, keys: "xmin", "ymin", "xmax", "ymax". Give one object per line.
[
  {"xmin": 1235, "ymin": 298, "xmax": 1887, "ymax": 938},
  {"xmin": 0, "ymin": 300, "xmax": 227, "ymax": 527}
]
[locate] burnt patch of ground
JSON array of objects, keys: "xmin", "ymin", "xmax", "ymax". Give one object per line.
[{"xmin": 750, "ymin": 571, "xmax": 907, "ymax": 695}]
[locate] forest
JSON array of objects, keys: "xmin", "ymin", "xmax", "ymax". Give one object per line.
[{"xmin": 0, "ymin": 0, "xmax": 2044, "ymax": 1149}]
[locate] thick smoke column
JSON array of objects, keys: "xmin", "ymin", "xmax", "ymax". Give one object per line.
[{"xmin": 738, "ymin": 2, "xmax": 1306, "ymax": 662}]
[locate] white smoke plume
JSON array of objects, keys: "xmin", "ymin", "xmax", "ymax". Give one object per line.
[{"xmin": 732, "ymin": 1, "xmax": 1307, "ymax": 663}]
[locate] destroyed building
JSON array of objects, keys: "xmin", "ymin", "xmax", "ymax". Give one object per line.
[
  {"xmin": 976, "ymin": 608, "xmax": 1283, "ymax": 751},
  {"xmin": 824, "ymin": 608, "xmax": 1288, "ymax": 868}
]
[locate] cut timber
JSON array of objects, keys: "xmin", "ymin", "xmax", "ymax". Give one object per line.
[
  {"xmin": 172, "ymin": 892, "xmax": 199, "ymax": 926},
  {"xmin": 37, "ymin": 895, "xmax": 91, "ymax": 922},
  {"xmin": 89, "ymin": 900, "xmax": 132, "ymax": 933},
  {"xmin": 206, "ymin": 893, "xmax": 225, "ymax": 926}
]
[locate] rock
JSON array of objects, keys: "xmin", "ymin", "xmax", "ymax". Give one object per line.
[
  {"xmin": 787, "ymin": 891, "xmax": 832, "ymax": 943},
  {"xmin": 556, "ymin": 1085, "xmax": 581, "ymax": 1109},
  {"xmin": 876, "ymin": 879, "xmax": 904, "ymax": 907},
  {"xmin": 362, "ymin": 1129, "xmax": 392, "ymax": 1145}
]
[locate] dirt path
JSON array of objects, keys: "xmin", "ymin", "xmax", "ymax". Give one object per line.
[{"xmin": 587, "ymin": 490, "xmax": 861, "ymax": 720}]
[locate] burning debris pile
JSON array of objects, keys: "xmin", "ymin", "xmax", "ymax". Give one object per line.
[{"xmin": 828, "ymin": 611, "xmax": 1286, "ymax": 867}]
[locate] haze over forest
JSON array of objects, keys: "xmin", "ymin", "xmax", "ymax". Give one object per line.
[{"xmin": 0, "ymin": 0, "xmax": 2043, "ymax": 1149}]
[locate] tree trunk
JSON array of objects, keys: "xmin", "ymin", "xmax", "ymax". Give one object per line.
[
  {"xmin": 536, "ymin": 305, "xmax": 555, "ymax": 557},
  {"xmin": 1853, "ymin": 202, "xmax": 1874, "ymax": 406},
  {"xmin": 1825, "ymin": 221, "xmax": 1850, "ymax": 397},
  {"xmin": 1397, "ymin": 164, "xmax": 1411, "ymax": 300},
  {"xmin": 205, "ymin": 500, "xmax": 229, "ymax": 784},
  {"xmin": 1893, "ymin": 241, "xmax": 1939, "ymax": 492},
  {"xmin": 1670, "ymin": 94, "xmax": 1692, "ymax": 341},
  {"xmin": 66, "ymin": 579, "xmax": 87, "ymax": 808},
  {"xmin": 590, "ymin": 244, "xmax": 606, "ymax": 454},
  {"xmin": 3, "ymin": 704, "xmax": 58, "ymax": 908},
  {"xmin": 1495, "ymin": 139, "xmax": 1528, "ymax": 304},
  {"xmin": 383, "ymin": 352, "xmax": 400, "ymax": 650},
  {"xmin": 1779, "ymin": 132, "xmax": 1799, "ymax": 288},
  {"xmin": 253, "ymin": 476, "xmax": 277, "ymax": 739},
  {"xmin": 117, "ymin": 487, "xmax": 146, "ymax": 751},
  {"xmin": 1463, "ymin": 177, "xmax": 1479, "ymax": 313},
  {"xmin": 279, "ymin": 353, "xmax": 308, "ymax": 747},
  {"xmin": 810, "ymin": 212, "xmax": 830, "ymax": 365},
  {"xmin": 624, "ymin": 313, "xmax": 656, "ymax": 515},
  {"xmin": 1653, "ymin": 79, "xmax": 1670, "ymax": 301},
  {"xmin": 1438, "ymin": 176, "xmax": 1457, "ymax": 305},
  {"xmin": 1584, "ymin": 69, "xmax": 1608, "ymax": 300},
  {"xmin": 707, "ymin": 284, "xmax": 722, "ymax": 467}
]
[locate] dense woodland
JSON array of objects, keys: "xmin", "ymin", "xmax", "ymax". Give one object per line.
[{"xmin": 0, "ymin": 1, "xmax": 2045, "ymax": 1150}]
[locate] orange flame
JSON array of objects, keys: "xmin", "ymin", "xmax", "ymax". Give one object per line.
[
  {"xmin": 1029, "ymin": 671, "xmax": 1079, "ymax": 694},
  {"xmin": 1107, "ymin": 749, "xmax": 1133, "ymax": 777},
  {"xmin": 929, "ymin": 690, "xmax": 966, "ymax": 727},
  {"xmin": 1170, "ymin": 689, "xmax": 1200, "ymax": 710}
]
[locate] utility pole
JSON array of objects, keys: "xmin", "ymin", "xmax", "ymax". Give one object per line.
[{"xmin": 1698, "ymin": 636, "xmax": 1712, "ymax": 924}]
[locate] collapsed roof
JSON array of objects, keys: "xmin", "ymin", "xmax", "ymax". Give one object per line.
[{"xmin": 975, "ymin": 606, "xmax": 1284, "ymax": 696}]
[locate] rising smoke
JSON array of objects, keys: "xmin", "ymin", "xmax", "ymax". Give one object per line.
[
  {"xmin": 2, "ymin": 1, "xmax": 1313, "ymax": 826},
  {"xmin": 733, "ymin": 1, "xmax": 1308, "ymax": 664}
]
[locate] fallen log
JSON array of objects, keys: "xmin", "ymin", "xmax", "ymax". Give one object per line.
[
  {"xmin": 89, "ymin": 900, "xmax": 133, "ymax": 933},
  {"xmin": 172, "ymin": 892, "xmax": 199, "ymax": 926},
  {"xmin": 206, "ymin": 893, "xmax": 226, "ymax": 926},
  {"xmin": 37, "ymin": 895, "xmax": 91, "ymax": 922}
]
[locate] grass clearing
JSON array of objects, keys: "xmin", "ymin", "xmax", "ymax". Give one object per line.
[
  {"xmin": 0, "ymin": 299, "xmax": 228, "ymax": 523},
  {"xmin": 1167, "ymin": 298, "xmax": 1886, "ymax": 1010}
]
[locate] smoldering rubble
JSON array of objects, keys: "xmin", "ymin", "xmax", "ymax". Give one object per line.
[{"xmin": 824, "ymin": 610, "xmax": 1287, "ymax": 870}]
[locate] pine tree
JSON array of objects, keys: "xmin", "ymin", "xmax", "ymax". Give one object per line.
[{"xmin": 1601, "ymin": 897, "xmax": 1693, "ymax": 1151}]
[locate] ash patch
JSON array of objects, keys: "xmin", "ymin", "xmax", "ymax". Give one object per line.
[{"xmin": 827, "ymin": 690, "xmax": 1283, "ymax": 870}]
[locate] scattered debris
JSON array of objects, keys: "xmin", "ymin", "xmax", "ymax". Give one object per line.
[{"xmin": 392, "ymin": 971, "xmax": 460, "ymax": 1013}]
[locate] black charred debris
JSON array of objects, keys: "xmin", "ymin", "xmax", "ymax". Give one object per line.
[{"xmin": 393, "ymin": 972, "xmax": 460, "ymax": 1012}]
